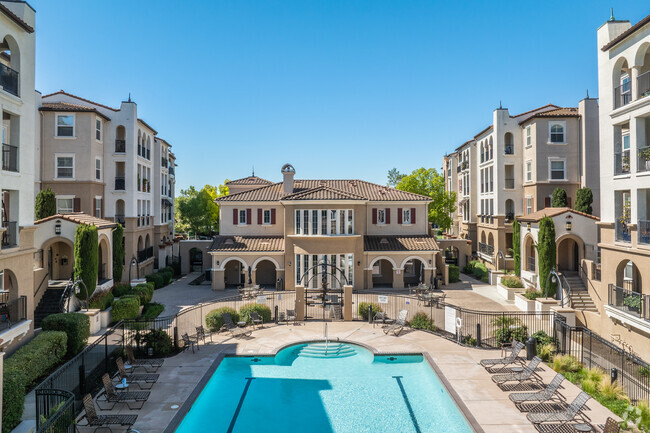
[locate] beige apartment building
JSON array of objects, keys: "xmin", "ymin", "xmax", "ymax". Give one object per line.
[
  {"xmin": 208, "ymin": 164, "xmax": 443, "ymax": 292},
  {"xmin": 443, "ymin": 101, "xmax": 600, "ymax": 271}
]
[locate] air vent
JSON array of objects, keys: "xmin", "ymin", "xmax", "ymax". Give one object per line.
[
  {"xmin": 380, "ymin": 238, "xmax": 389, "ymax": 244},
  {"xmin": 224, "ymin": 239, "xmax": 234, "ymax": 245}
]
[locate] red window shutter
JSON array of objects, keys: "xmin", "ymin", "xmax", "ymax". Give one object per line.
[
  {"xmin": 246, "ymin": 208, "xmax": 252, "ymax": 225},
  {"xmin": 385, "ymin": 208, "xmax": 391, "ymax": 224},
  {"xmin": 233, "ymin": 208, "xmax": 238, "ymax": 224},
  {"xmin": 397, "ymin": 208, "xmax": 402, "ymax": 224},
  {"xmin": 567, "ymin": 197, "xmax": 572, "ymax": 208},
  {"xmin": 93, "ymin": 198, "xmax": 96, "ymax": 216},
  {"xmin": 411, "ymin": 208, "xmax": 416, "ymax": 224},
  {"xmin": 271, "ymin": 208, "xmax": 276, "ymax": 224},
  {"xmin": 73, "ymin": 198, "xmax": 81, "ymax": 212},
  {"xmin": 257, "ymin": 208, "xmax": 263, "ymax": 224},
  {"xmin": 544, "ymin": 197, "xmax": 551, "ymax": 208},
  {"xmin": 100, "ymin": 198, "xmax": 104, "ymax": 218},
  {"xmin": 372, "ymin": 208, "xmax": 377, "ymax": 224}
]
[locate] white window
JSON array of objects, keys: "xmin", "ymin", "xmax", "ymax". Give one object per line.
[
  {"xmin": 526, "ymin": 197, "xmax": 533, "ymax": 214},
  {"xmin": 95, "ymin": 118, "xmax": 102, "ymax": 141},
  {"xmin": 56, "ymin": 114, "xmax": 74, "ymax": 137},
  {"xmin": 95, "ymin": 197, "xmax": 102, "ymax": 218},
  {"xmin": 295, "ymin": 210, "xmax": 301, "ymax": 234},
  {"xmin": 57, "ymin": 197, "xmax": 74, "ymax": 214},
  {"xmin": 526, "ymin": 126, "xmax": 532, "ymax": 147},
  {"xmin": 55, "ymin": 154, "xmax": 74, "ymax": 179},
  {"xmin": 263, "ymin": 209, "xmax": 271, "ymax": 224},
  {"xmin": 402, "ymin": 208, "xmax": 411, "ymax": 224},
  {"xmin": 377, "ymin": 209, "xmax": 386, "ymax": 224},
  {"xmin": 549, "ymin": 121, "xmax": 565, "ymax": 143},
  {"xmin": 95, "ymin": 158, "xmax": 101, "ymax": 180},
  {"xmin": 239, "ymin": 209, "xmax": 247, "ymax": 225},
  {"xmin": 549, "ymin": 159, "xmax": 566, "ymax": 180},
  {"xmin": 525, "ymin": 160, "xmax": 532, "ymax": 182}
]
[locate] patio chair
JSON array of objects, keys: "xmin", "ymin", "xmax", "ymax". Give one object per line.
[
  {"xmin": 98, "ymin": 373, "xmax": 150, "ymax": 410},
  {"xmin": 124, "ymin": 346, "xmax": 164, "ymax": 373},
  {"xmin": 526, "ymin": 391, "xmax": 591, "ymax": 433},
  {"xmin": 249, "ymin": 312, "xmax": 264, "ymax": 328},
  {"xmin": 383, "ymin": 310, "xmax": 408, "ymax": 336},
  {"xmin": 182, "ymin": 333, "xmax": 199, "ymax": 353},
  {"xmin": 330, "ymin": 305, "xmax": 343, "ymax": 321},
  {"xmin": 491, "ymin": 356, "xmax": 542, "ymax": 385},
  {"xmin": 480, "ymin": 341, "xmax": 525, "ymax": 368},
  {"xmin": 372, "ymin": 312, "xmax": 392, "ymax": 328},
  {"xmin": 285, "ymin": 309, "xmax": 296, "ymax": 325},
  {"xmin": 78, "ymin": 393, "xmax": 138, "ymax": 433},
  {"xmin": 601, "ymin": 417, "xmax": 620, "ymax": 433},
  {"xmin": 508, "ymin": 373, "xmax": 565, "ymax": 410},
  {"xmin": 195, "ymin": 325, "xmax": 212, "ymax": 343},
  {"xmin": 222, "ymin": 313, "xmax": 252, "ymax": 338},
  {"xmin": 115, "ymin": 357, "xmax": 159, "ymax": 389}
]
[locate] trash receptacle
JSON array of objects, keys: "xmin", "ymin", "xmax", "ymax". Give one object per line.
[
  {"xmin": 204, "ymin": 269, "xmax": 212, "ymax": 281},
  {"xmin": 526, "ymin": 336, "xmax": 537, "ymax": 360}
]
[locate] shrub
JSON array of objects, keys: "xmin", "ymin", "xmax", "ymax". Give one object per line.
[
  {"xmin": 159, "ymin": 269, "xmax": 173, "ymax": 285},
  {"xmin": 513, "ymin": 219, "xmax": 521, "ymax": 276},
  {"xmin": 500, "ymin": 275, "xmax": 523, "ymax": 288},
  {"xmin": 142, "ymin": 329, "xmax": 174, "ymax": 356},
  {"xmin": 35, "ymin": 188, "xmax": 56, "ymax": 220},
  {"xmin": 5, "ymin": 331, "xmax": 67, "ymax": 388},
  {"xmin": 463, "ymin": 261, "xmax": 475, "ymax": 274},
  {"xmin": 524, "ymin": 289, "xmax": 545, "ymax": 300},
  {"xmin": 448, "ymin": 265, "xmax": 460, "ymax": 283},
  {"xmin": 358, "ymin": 302, "xmax": 382, "ymax": 321},
  {"xmin": 74, "ymin": 224, "xmax": 98, "ymax": 300},
  {"xmin": 469, "ymin": 260, "xmax": 489, "ymax": 283},
  {"xmin": 146, "ymin": 273, "xmax": 165, "ymax": 289},
  {"xmin": 600, "ymin": 379, "xmax": 629, "ymax": 402},
  {"xmin": 2, "ymin": 370, "xmax": 26, "ymax": 433},
  {"xmin": 206, "ymin": 307, "xmax": 239, "ymax": 332},
  {"xmin": 132, "ymin": 283, "xmax": 154, "ymax": 304},
  {"xmin": 120, "ymin": 294, "xmax": 141, "ymax": 305},
  {"xmin": 88, "ymin": 290, "xmax": 114, "ymax": 311},
  {"xmin": 552, "ymin": 354, "xmax": 582, "ymax": 374},
  {"xmin": 141, "ymin": 303, "xmax": 165, "ymax": 320},
  {"xmin": 112, "ymin": 297, "xmax": 140, "ymax": 322},
  {"xmin": 462, "ymin": 335, "xmax": 477, "ymax": 346},
  {"xmin": 552, "ymin": 187, "xmax": 568, "ymax": 207},
  {"xmin": 575, "ymin": 187, "xmax": 593, "ymax": 215},
  {"xmin": 492, "ymin": 316, "xmax": 527, "ymax": 345},
  {"xmin": 538, "ymin": 343, "xmax": 556, "ymax": 362},
  {"xmin": 114, "ymin": 283, "xmax": 132, "ymax": 297},
  {"xmin": 639, "ymin": 366, "xmax": 650, "ymax": 378},
  {"xmin": 42, "ymin": 313, "xmax": 90, "ymax": 357},
  {"xmin": 239, "ymin": 303, "xmax": 272, "ymax": 324},
  {"xmin": 112, "ymin": 223, "xmax": 124, "ymax": 282},
  {"xmin": 410, "ymin": 312, "xmax": 435, "ymax": 331}
]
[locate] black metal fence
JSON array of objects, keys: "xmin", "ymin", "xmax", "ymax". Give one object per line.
[
  {"xmin": 35, "ymin": 389, "xmax": 75, "ymax": 433},
  {"xmin": 554, "ymin": 319, "xmax": 650, "ymax": 403},
  {"xmin": 0, "ymin": 295, "xmax": 27, "ymax": 330}
]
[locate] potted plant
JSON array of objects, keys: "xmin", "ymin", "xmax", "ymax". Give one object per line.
[{"xmin": 640, "ymin": 147, "xmax": 650, "ymax": 171}]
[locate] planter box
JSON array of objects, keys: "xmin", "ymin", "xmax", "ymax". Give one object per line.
[
  {"xmin": 497, "ymin": 281, "xmax": 524, "ymax": 301},
  {"xmin": 130, "ymin": 278, "xmax": 146, "ymax": 287},
  {"xmin": 79, "ymin": 309, "xmax": 102, "ymax": 335},
  {"xmin": 514, "ymin": 293, "xmax": 535, "ymax": 312},
  {"xmin": 535, "ymin": 298, "xmax": 559, "ymax": 319},
  {"xmin": 99, "ymin": 307, "xmax": 112, "ymax": 328}
]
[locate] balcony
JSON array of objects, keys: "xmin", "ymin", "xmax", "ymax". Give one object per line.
[
  {"xmin": 0, "ymin": 63, "xmax": 19, "ymax": 97},
  {"xmin": 1, "ymin": 221, "xmax": 17, "ymax": 248},
  {"xmin": 115, "ymin": 139, "xmax": 126, "ymax": 153},
  {"xmin": 639, "ymin": 71, "xmax": 650, "ymax": 100},
  {"xmin": 505, "ymin": 212, "xmax": 514, "ymax": 223},
  {"xmin": 614, "ymin": 82, "xmax": 632, "ymax": 109},
  {"xmin": 614, "ymin": 150, "xmax": 631, "ymax": 175},
  {"xmin": 640, "ymin": 219, "xmax": 650, "ymax": 245},
  {"xmin": 169, "ymin": 166, "xmax": 175, "ymax": 176},
  {"xmin": 138, "ymin": 246, "xmax": 154, "ymax": 263},
  {"xmin": 504, "ymin": 144, "xmax": 514, "ymax": 155},
  {"xmin": 114, "ymin": 214, "xmax": 125, "ymax": 226},
  {"xmin": 2, "ymin": 143, "xmax": 18, "ymax": 172},
  {"xmin": 505, "ymin": 178, "xmax": 514, "ymax": 189},
  {"xmin": 0, "ymin": 296, "xmax": 29, "ymax": 347},
  {"xmin": 114, "ymin": 176, "xmax": 125, "ymax": 190},
  {"xmin": 616, "ymin": 220, "xmax": 631, "ymax": 242},
  {"xmin": 606, "ymin": 284, "xmax": 650, "ymax": 334},
  {"xmin": 638, "ymin": 146, "xmax": 650, "ymax": 173},
  {"xmin": 146, "ymin": 148, "xmax": 150, "ymax": 160},
  {"xmin": 478, "ymin": 242, "xmax": 494, "ymax": 262}
]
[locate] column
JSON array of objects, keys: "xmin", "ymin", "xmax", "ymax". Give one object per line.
[
  {"xmin": 393, "ymin": 268, "xmax": 404, "ymax": 289},
  {"xmin": 295, "ymin": 284, "xmax": 305, "ymax": 321},
  {"xmin": 211, "ymin": 269, "xmax": 225, "ymax": 291},
  {"xmin": 343, "ymin": 285, "xmax": 353, "ymax": 321}
]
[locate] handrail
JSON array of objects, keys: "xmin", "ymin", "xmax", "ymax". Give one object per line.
[
  {"xmin": 34, "ymin": 272, "xmax": 49, "ymax": 298},
  {"xmin": 560, "ymin": 273, "xmax": 571, "ymax": 308}
]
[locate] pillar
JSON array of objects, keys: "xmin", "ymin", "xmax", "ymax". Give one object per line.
[
  {"xmin": 365, "ymin": 269, "xmax": 373, "ymax": 289},
  {"xmin": 295, "ymin": 284, "xmax": 305, "ymax": 321},
  {"xmin": 249, "ymin": 270, "xmax": 257, "ymax": 287},
  {"xmin": 343, "ymin": 285, "xmax": 353, "ymax": 321},
  {"xmin": 393, "ymin": 268, "xmax": 404, "ymax": 289},
  {"xmin": 211, "ymin": 269, "xmax": 225, "ymax": 291}
]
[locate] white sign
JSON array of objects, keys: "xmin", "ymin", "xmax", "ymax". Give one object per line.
[
  {"xmin": 444, "ymin": 306, "xmax": 457, "ymax": 334},
  {"xmin": 277, "ymin": 294, "xmax": 282, "ymax": 301},
  {"xmin": 256, "ymin": 295, "xmax": 267, "ymax": 304},
  {"xmin": 378, "ymin": 295, "xmax": 388, "ymax": 304}
]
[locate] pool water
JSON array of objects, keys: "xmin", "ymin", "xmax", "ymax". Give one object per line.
[{"xmin": 174, "ymin": 342, "xmax": 475, "ymax": 433}]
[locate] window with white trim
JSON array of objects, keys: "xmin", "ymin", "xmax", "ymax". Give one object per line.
[
  {"xmin": 95, "ymin": 118, "xmax": 102, "ymax": 141},
  {"xmin": 526, "ymin": 197, "xmax": 533, "ymax": 215},
  {"xmin": 95, "ymin": 158, "xmax": 101, "ymax": 180},
  {"xmin": 263, "ymin": 209, "xmax": 271, "ymax": 224},
  {"xmin": 402, "ymin": 208, "xmax": 411, "ymax": 224},
  {"xmin": 95, "ymin": 197, "xmax": 102, "ymax": 218},
  {"xmin": 239, "ymin": 209, "xmax": 247, "ymax": 225},
  {"xmin": 549, "ymin": 121, "xmax": 565, "ymax": 143},
  {"xmin": 57, "ymin": 197, "xmax": 74, "ymax": 214},
  {"xmin": 549, "ymin": 159, "xmax": 566, "ymax": 180},
  {"xmin": 56, "ymin": 114, "xmax": 74, "ymax": 137},
  {"xmin": 525, "ymin": 125, "xmax": 532, "ymax": 147},
  {"xmin": 56, "ymin": 155, "xmax": 74, "ymax": 179},
  {"xmin": 525, "ymin": 160, "xmax": 532, "ymax": 182},
  {"xmin": 377, "ymin": 209, "xmax": 386, "ymax": 224}
]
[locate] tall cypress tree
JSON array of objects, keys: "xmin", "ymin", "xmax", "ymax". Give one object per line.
[
  {"xmin": 537, "ymin": 216, "xmax": 557, "ymax": 297},
  {"xmin": 513, "ymin": 219, "xmax": 521, "ymax": 276},
  {"xmin": 112, "ymin": 224, "xmax": 124, "ymax": 282},
  {"xmin": 74, "ymin": 224, "xmax": 98, "ymax": 300},
  {"xmin": 35, "ymin": 188, "xmax": 56, "ymax": 219}
]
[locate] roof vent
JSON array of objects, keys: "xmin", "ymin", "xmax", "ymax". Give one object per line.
[
  {"xmin": 225, "ymin": 238, "xmax": 234, "ymax": 245},
  {"xmin": 380, "ymin": 238, "xmax": 389, "ymax": 244}
]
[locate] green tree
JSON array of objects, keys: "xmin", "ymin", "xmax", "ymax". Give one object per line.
[
  {"xmin": 35, "ymin": 188, "xmax": 56, "ymax": 219},
  {"xmin": 112, "ymin": 223, "xmax": 124, "ymax": 282},
  {"xmin": 513, "ymin": 218, "xmax": 521, "ymax": 276},
  {"xmin": 395, "ymin": 168, "xmax": 456, "ymax": 229},
  {"xmin": 387, "ymin": 168, "xmax": 405, "ymax": 187},
  {"xmin": 551, "ymin": 188, "xmax": 568, "ymax": 207},
  {"xmin": 175, "ymin": 181, "xmax": 229, "ymax": 237},
  {"xmin": 537, "ymin": 216, "xmax": 557, "ymax": 297},
  {"xmin": 74, "ymin": 224, "xmax": 98, "ymax": 300},
  {"xmin": 575, "ymin": 187, "xmax": 593, "ymax": 214}
]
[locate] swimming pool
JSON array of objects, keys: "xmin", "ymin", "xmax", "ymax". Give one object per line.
[{"xmin": 174, "ymin": 342, "xmax": 476, "ymax": 433}]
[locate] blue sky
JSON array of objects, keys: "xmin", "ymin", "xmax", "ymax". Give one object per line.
[{"xmin": 30, "ymin": 0, "xmax": 649, "ymax": 190}]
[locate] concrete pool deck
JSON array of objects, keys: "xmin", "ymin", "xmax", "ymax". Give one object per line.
[{"xmin": 92, "ymin": 322, "xmax": 618, "ymax": 433}]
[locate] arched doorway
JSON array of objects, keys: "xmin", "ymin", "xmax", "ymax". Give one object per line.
[
  {"xmin": 557, "ymin": 236, "xmax": 582, "ymax": 272},
  {"xmin": 0, "ymin": 268, "xmax": 16, "ymax": 302},
  {"xmin": 616, "ymin": 260, "xmax": 641, "ymax": 293},
  {"xmin": 46, "ymin": 240, "xmax": 74, "ymax": 280},
  {"xmin": 402, "ymin": 257, "xmax": 426, "ymax": 287},
  {"xmin": 524, "ymin": 236, "xmax": 535, "ymax": 272},
  {"xmin": 371, "ymin": 258, "xmax": 395, "ymax": 288},
  {"xmin": 224, "ymin": 258, "xmax": 246, "ymax": 288},
  {"xmin": 255, "ymin": 259, "xmax": 277, "ymax": 288},
  {"xmin": 189, "ymin": 248, "xmax": 203, "ymax": 273},
  {"xmin": 98, "ymin": 237, "xmax": 110, "ymax": 282}
]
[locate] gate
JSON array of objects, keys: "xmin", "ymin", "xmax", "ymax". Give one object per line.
[{"xmin": 299, "ymin": 258, "xmax": 346, "ymax": 321}]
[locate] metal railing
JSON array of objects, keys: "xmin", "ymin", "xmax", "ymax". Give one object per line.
[
  {"xmin": 115, "ymin": 139, "xmax": 126, "ymax": 153},
  {"xmin": 146, "ymin": 148, "xmax": 150, "ymax": 160},
  {"xmin": 639, "ymin": 71, "xmax": 650, "ymax": 100},
  {"xmin": 504, "ymin": 144, "xmax": 514, "ymax": 155},
  {"xmin": 35, "ymin": 389, "xmax": 75, "ymax": 433},
  {"xmin": 0, "ymin": 63, "xmax": 19, "ymax": 96},
  {"xmin": 615, "ymin": 82, "xmax": 632, "ymax": 109},
  {"xmin": 615, "ymin": 150, "xmax": 631, "ymax": 175},
  {"xmin": 1, "ymin": 220, "xmax": 17, "ymax": 248},
  {"xmin": 114, "ymin": 214, "xmax": 125, "ymax": 226},
  {"xmin": 638, "ymin": 146, "xmax": 650, "ymax": 173},
  {"xmin": 114, "ymin": 176, "xmax": 125, "ymax": 190},
  {"xmin": 505, "ymin": 178, "xmax": 514, "ymax": 189},
  {"xmin": 639, "ymin": 219, "xmax": 650, "ymax": 244},
  {"xmin": 608, "ymin": 283, "xmax": 649, "ymax": 321},
  {"xmin": 505, "ymin": 212, "xmax": 514, "ymax": 223},
  {"xmin": 616, "ymin": 220, "xmax": 632, "ymax": 242},
  {"xmin": 478, "ymin": 242, "xmax": 494, "ymax": 257},
  {"xmin": 169, "ymin": 166, "xmax": 175, "ymax": 176},
  {"xmin": 0, "ymin": 295, "xmax": 27, "ymax": 330},
  {"xmin": 2, "ymin": 143, "xmax": 18, "ymax": 172},
  {"xmin": 138, "ymin": 246, "xmax": 154, "ymax": 262}
]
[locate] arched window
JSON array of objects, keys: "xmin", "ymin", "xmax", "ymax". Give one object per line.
[
  {"xmin": 550, "ymin": 123, "xmax": 565, "ymax": 143},
  {"xmin": 504, "ymin": 132, "xmax": 514, "ymax": 154},
  {"xmin": 0, "ymin": 36, "xmax": 20, "ymax": 96}
]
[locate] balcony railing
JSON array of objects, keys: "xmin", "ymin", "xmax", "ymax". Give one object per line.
[
  {"xmin": 114, "ymin": 176, "xmax": 125, "ymax": 190},
  {"xmin": 115, "ymin": 139, "xmax": 126, "ymax": 153},
  {"xmin": 0, "ymin": 295, "xmax": 27, "ymax": 330},
  {"xmin": 504, "ymin": 144, "xmax": 514, "ymax": 155},
  {"xmin": 2, "ymin": 143, "xmax": 18, "ymax": 172},
  {"xmin": 614, "ymin": 82, "xmax": 632, "ymax": 109},
  {"xmin": 505, "ymin": 178, "xmax": 514, "ymax": 189},
  {"xmin": 138, "ymin": 246, "xmax": 154, "ymax": 263},
  {"xmin": 146, "ymin": 148, "xmax": 150, "ymax": 160},
  {"xmin": 478, "ymin": 242, "xmax": 494, "ymax": 257},
  {"xmin": 0, "ymin": 63, "xmax": 19, "ymax": 97},
  {"xmin": 114, "ymin": 214, "xmax": 125, "ymax": 226},
  {"xmin": 614, "ymin": 150, "xmax": 631, "ymax": 175},
  {"xmin": 616, "ymin": 220, "xmax": 631, "ymax": 242},
  {"xmin": 505, "ymin": 212, "xmax": 514, "ymax": 223},
  {"xmin": 527, "ymin": 256, "xmax": 535, "ymax": 272},
  {"xmin": 640, "ymin": 219, "xmax": 650, "ymax": 245},
  {"xmin": 1, "ymin": 221, "xmax": 17, "ymax": 248},
  {"xmin": 169, "ymin": 166, "xmax": 175, "ymax": 176},
  {"xmin": 638, "ymin": 146, "xmax": 650, "ymax": 173},
  {"xmin": 161, "ymin": 157, "xmax": 168, "ymax": 168},
  {"xmin": 608, "ymin": 283, "xmax": 649, "ymax": 321},
  {"xmin": 639, "ymin": 71, "xmax": 650, "ymax": 100}
]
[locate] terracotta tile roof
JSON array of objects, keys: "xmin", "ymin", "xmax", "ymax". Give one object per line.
[
  {"xmin": 208, "ymin": 235, "xmax": 284, "ymax": 252},
  {"xmin": 137, "ymin": 118, "xmax": 158, "ymax": 135},
  {"xmin": 519, "ymin": 107, "xmax": 579, "ymax": 125},
  {"xmin": 40, "ymin": 102, "xmax": 111, "ymax": 120},
  {"xmin": 455, "ymin": 139, "xmax": 475, "ymax": 151},
  {"xmin": 517, "ymin": 207, "xmax": 600, "ymax": 223},
  {"xmin": 34, "ymin": 212, "xmax": 118, "ymax": 229},
  {"xmin": 510, "ymin": 103, "xmax": 560, "ymax": 120},
  {"xmin": 602, "ymin": 15, "xmax": 650, "ymax": 52},
  {"xmin": 226, "ymin": 176, "xmax": 274, "ymax": 186},
  {"xmin": 217, "ymin": 180, "xmax": 431, "ymax": 202},
  {"xmin": 41, "ymin": 90, "xmax": 118, "ymax": 112},
  {"xmin": 364, "ymin": 235, "xmax": 440, "ymax": 252},
  {"xmin": 473, "ymin": 125, "xmax": 493, "ymax": 139},
  {"xmin": 0, "ymin": 3, "xmax": 34, "ymax": 33}
]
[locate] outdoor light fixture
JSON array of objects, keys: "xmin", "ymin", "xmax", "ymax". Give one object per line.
[
  {"xmin": 216, "ymin": 261, "xmax": 220, "ymax": 266},
  {"xmin": 429, "ymin": 259, "xmax": 432, "ymax": 264},
  {"xmin": 566, "ymin": 221, "xmax": 572, "ymax": 231},
  {"xmin": 357, "ymin": 261, "xmax": 360, "ymax": 266},
  {"xmin": 55, "ymin": 220, "xmax": 62, "ymax": 235},
  {"xmin": 527, "ymin": 222, "xmax": 531, "ymax": 231}
]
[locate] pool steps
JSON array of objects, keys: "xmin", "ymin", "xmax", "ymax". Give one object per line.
[{"xmin": 294, "ymin": 343, "xmax": 357, "ymax": 358}]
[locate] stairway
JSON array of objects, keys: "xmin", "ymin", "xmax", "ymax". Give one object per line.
[
  {"xmin": 561, "ymin": 272, "xmax": 598, "ymax": 312},
  {"xmin": 294, "ymin": 343, "xmax": 357, "ymax": 359},
  {"xmin": 34, "ymin": 287, "xmax": 65, "ymax": 328}
]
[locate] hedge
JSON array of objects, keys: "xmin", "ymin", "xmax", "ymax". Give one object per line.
[
  {"xmin": 35, "ymin": 188, "xmax": 56, "ymax": 220},
  {"xmin": 448, "ymin": 265, "xmax": 460, "ymax": 283},
  {"xmin": 73, "ymin": 224, "xmax": 98, "ymax": 300},
  {"xmin": 114, "ymin": 283, "xmax": 132, "ymax": 297},
  {"xmin": 411, "ymin": 312, "xmax": 435, "ymax": 331},
  {"xmin": 206, "ymin": 307, "xmax": 239, "ymax": 332},
  {"xmin": 132, "ymin": 283, "xmax": 154, "ymax": 304},
  {"xmin": 5, "ymin": 331, "xmax": 67, "ymax": 388},
  {"xmin": 142, "ymin": 329, "xmax": 173, "ymax": 356},
  {"xmin": 42, "ymin": 313, "xmax": 90, "ymax": 357},
  {"xmin": 141, "ymin": 303, "xmax": 164, "ymax": 319},
  {"xmin": 239, "ymin": 303, "xmax": 272, "ymax": 324},
  {"xmin": 500, "ymin": 275, "xmax": 524, "ymax": 289},
  {"xmin": 146, "ymin": 273, "xmax": 165, "ymax": 290},
  {"xmin": 112, "ymin": 223, "xmax": 124, "ymax": 282},
  {"xmin": 358, "ymin": 302, "xmax": 382, "ymax": 321},
  {"xmin": 467, "ymin": 260, "xmax": 489, "ymax": 283},
  {"xmin": 159, "ymin": 269, "xmax": 173, "ymax": 285},
  {"xmin": 88, "ymin": 290, "xmax": 114, "ymax": 311},
  {"xmin": 2, "ymin": 370, "xmax": 26, "ymax": 433},
  {"xmin": 513, "ymin": 219, "xmax": 521, "ymax": 276},
  {"xmin": 112, "ymin": 297, "xmax": 140, "ymax": 322}
]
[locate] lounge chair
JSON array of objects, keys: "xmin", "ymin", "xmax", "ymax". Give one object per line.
[
  {"xmin": 372, "ymin": 312, "xmax": 393, "ymax": 327},
  {"xmin": 602, "ymin": 417, "xmax": 620, "ymax": 433},
  {"xmin": 182, "ymin": 333, "xmax": 199, "ymax": 353},
  {"xmin": 492, "ymin": 356, "xmax": 542, "ymax": 385},
  {"xmin": 115, "ymin": 357, "xmax": 159, "ymax": 389},
  {"xmin": 509, "ymin": 373, "xmax": 565, "ymax": 409},
  {"xmin": 98, "ymin": 373, "xmax": 150, "ymax": 410},
  {"xmin": 78, "ymin": 393, "xmax": 137, "ymax": 432},
  {"xmin": 223, "ymin": 313, "xmax": 252, "ymax": 338},
  {"xmin": 330, "ymin": 305, "xmax": 343, "ymax": 321},
  {"xmin": 249, "ymin": 312, "xmax": 264, "ymax": 328},
  {"xmin": 195, "ymin": 325, "xmax": 212, "ymax": 343},
  {"xmin": 526, "ymin": 391, "xmax": 591, "ymax": 433},
  {"xmin": 480, "ymin": 341, "xmax": 525, "ymax": 368},
  {"xmin": 124, "ymin": 345, "xmax": 164, "ymax": 373},
  {"xmin": 285, "ymin": 309, "xmax": 296, "ymax": 325},
  {"xmin": 383, "ymin": 310, "xmax": 408, "ymax": 336}
]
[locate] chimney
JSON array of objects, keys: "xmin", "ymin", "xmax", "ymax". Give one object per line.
[{"xmin": 281, "ymin": 163, "xmax": 295, "ymax": 194}]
